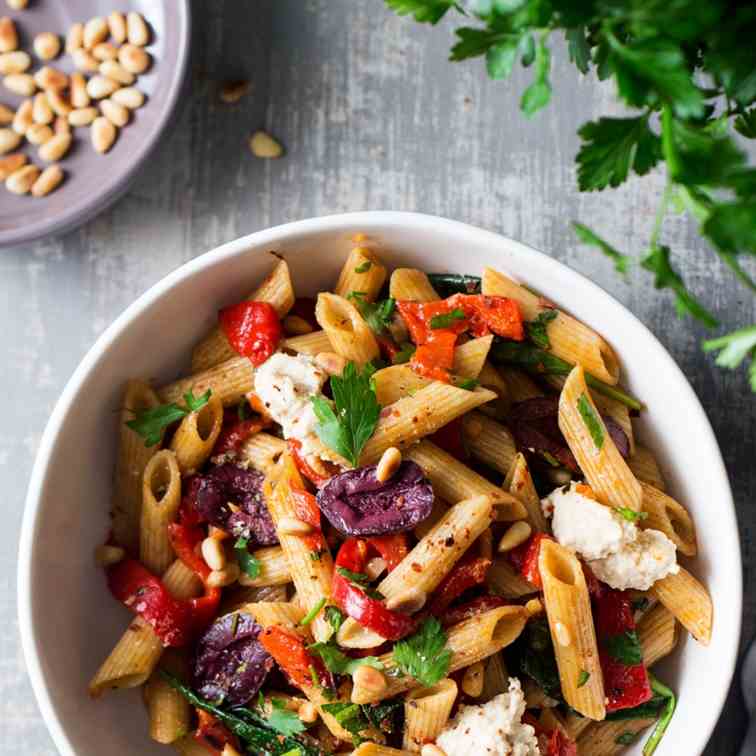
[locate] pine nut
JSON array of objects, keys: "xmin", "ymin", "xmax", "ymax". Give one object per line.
[
  {"xmin": 47, "ymin": 89, "xmax": 71, "ymax": 117},
  {"xmin": 385, "ymin": 587, "xmax": 426, "ymax": 614},
  {"xmin": 421, "ymin": 746, "xmax": 448, "ymax": 756},
  {"xmin": 0, "ymin": 103, "xmax": 12, "ymax": 124},
  {"xmin": 554, "ymin": 620, "xmax": 571, "ymax": 647},
  {"xmin": 90, "ymin": 116, "xmax": 116, "ymax": 153},
  {"xmin": 86, "ymin": 75, "xmax": 118, "ymax": 99},
  {"xmin": 376, "ymin": 446, "xmax": 401, "ymax": 483},
  {"xmin": 277, "ymin": 516, "xmax": 313, "ymax": 536},
  {"xmin": 11, "ymin": 98, "xmax": 30, "ymax": 133},
  {"xmin": 83, "ymin": 17, "xmax": 108, "ymax": 50},
  {"xmin": 32, "ymin": 165, "xmax": 62, "ymax": 196},
  {"xmin": 0, "ymin": 124, "xmax": 19, "ymax": 153},
  {"xmin": 201, "ymin": 537, "xmax": 227, "ymax": 571},
  {"xmin": 0, "ymin": 50, "xmax": 30, "ymax": 74},
  {"xmin": 111, "ymin": 86, "xmax": 144, "ymax": 109},
  {"xmin": 25, "ymin": 122, "xmax": 52, "ymax": 145},
  {"xmin": 249, "ymin": 130, "xmax": 283, "ymax": 159},
  {"xmin": 34, "ymin": 32, "xmax": 61, "ymax": 61},
  {"xmin": 0, "ymin": 17, "xmax": 17, "ymax": 53},
  {"xmin": 32, "ymin": 92, "xmax": 53, "ymax": 124},
  {"xmin": 68, "ymin": 106, "xmax": 97, "ymax": 126},
  {"xmin": 351, "ymin": 665, "xmax": 387, "ymax": 704},
  {"xmin": 108, "ymin": 12, "xmax": 127, "ymax": 44},
  {"xmin": 525, "ymin": 597, "xmax": 543, "ymax": 617},
  {"xmin": 65, "ymin": 22, "xmax": 84, "ymax": 54},
  {"xmin": 365, "ymin": 556, "xmax": 387, "ymax": 580},
  {"xmin": 99, "ymin": 59, "xmax": 134, "ymax": 86},
  {"xmin": 118, "ymin": 43, "xmax": 150, "ymax": 75},
  {"xmin": 6, "ymin": 163, "xmax": 39, "ymax": 194},
  {"xmin": 219, "ymin": 80, "xmax": 250, "ymax": 104},
  {"xmin": 35, "ymin": 66, "xmax": 68, "ymax": 91},
  {"xmin": 283, "ymin": 314, "xmax": 313, "ymax": 335},
  {"xmin": 100, "ymin": 98, "xmax": 129, "ymax": 127},
  {"xmin": 126, "ymin": 12, "xmax": 149, "ymax": 46},
  {"xmin": 71, "ymin": 48, "xmax": 99, "ymax": 72},
  {"xmin": 209, "ymin": 525, "xmax": 229, "ymax": 541},
  {"xmin": 497, "ymin": 521, "xmax": 532, "ymax": 553},
  {"xmin": 461, "ymin": 661, "xmax": 485, "ymax": 698},
  {"xmin": 3, "ymin": 72, "xmax": 35, "ymax": 95},
  {"xmin": 93, "ymin": 41, "xmax": 118, "ymax": 61},
  {"xmin": 207, "ymin": 562, "xmax": 240, "ymax": 588},
  {"xmin": 53, "ymin": 115, "xmax": 69, "ymax": 135},
  {"xmin": 6, "ymin": 0, "xmax": 28, "ymax": 9},
  {"xmin": 38, "ymin": 132, "xmax": 71, "ymax": 162},
  {"xmin": 0, "ymin": 151, "xmax": 24, "ymax": 179},
  {"xmin": 69, "ymin": 72, "xmax": 89, "ymax": 108},
  {"xmin": 297, "ymin": 701, "xmax": 318, "ymax": 724},
  {"xmin": 314, "ymin": 351, "xmax": 346, "ymax": 377}
]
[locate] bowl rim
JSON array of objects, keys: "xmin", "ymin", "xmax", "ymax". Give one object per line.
[
  {"xmin": 18, "ymin": 210, "xmax": 742, "ymax": 756},
  {"xmin": 0, "ymin": 0, "xmax": 192, "ymax": 248}
]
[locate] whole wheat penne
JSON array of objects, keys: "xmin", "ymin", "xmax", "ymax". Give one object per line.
[
  {"xmin": 638, "ymin": 603, "xmax": 678, "ymax": 666},
  {"xmin": 158, "ymin": 356, "xmax": 254, "ymax": 407},
  {"xmin": 237, "ymin": 545, "xmax": 291, "ymax": 587},
  {"xmin": 564, "ymin": 710, "xmax": 593, "ymax": 741},
  {"xmin": 389, "ymin": 268, "xmax": 439, "ymax": 302},
  {"xmin": 499, "ymin": 366, "xmax": 543, "ymax": 402},
  {"xmin": 486, "ymin": 557, "xmax": 538, "ymax": 598},
  {"xmin": 628, "ymin": 444, "xmax": 666, "ymax": 491},
  {"xmin": 353, "ymin": 745, "xmax": 413, "ymax": 756},
  {"xmin": 503, "ymin": 452, "xmax": 549, "ymax": 532},
  {"xmin": 282, "ymin": 329, "xmax": 333, "ymax": 355},
  {"xmin": 577, "ymin": 717, "xmax": 657, "ymax": 755},
  {"xmin": 237, "ymin": 431, "xmax": 286, "ymax": 472},
  {"xmin": 403, "ymin": 678, "xmax": 458, "ymax": 751},
  {"xmin": 144, "ymin": 649, "xmax": 190, "ymax": 744},
  {"xmin": 221, "ymin": 583, "xmax": 288, "ymax": 614},
  {"xmin": 476, "ymin": 360, "xmax": 510, "ymax": 418},
  {"xmin": 650, "ymin": 566, "xmax": 712, "ymax": 645},
  {"xmin": 174, "ymin": 735, "xmax": 213, "ymax": 755},
  {"xmin": 241, "ymin": 600, "xmax": 305, "ymax": 628},
  {"xmin": 315, "ymin": 292, "xmax": 380, "ymax": 365},
  {"xmin": 169, "ymin": 393, "xmax": 223, "ymax": 475},
  {"xmin": 462, "ymin": 410, "xmax": 517, "ymax": 478},
  {"xmin": 334, "ymin": 247, "xmax": 387, "ymax": 301},
  {"xmin": 640, "ymin": 482, "xmax": 696, "ymax": 556},
  {"xmin": 481, "ymin": 651, "xmax": 510, "ymax": 701},
  {"xmin": 140, "ymin": 450, "xmax": 182, "ymax": 575}
]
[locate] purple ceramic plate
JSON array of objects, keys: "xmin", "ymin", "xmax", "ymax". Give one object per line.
[{"xmin": 0, "ymin": 0, "xmax": 190, "ymax": 247}]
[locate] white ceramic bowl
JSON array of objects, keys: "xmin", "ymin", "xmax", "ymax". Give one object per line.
[{"xmin": 19, "ymin": 212, "xmax": 741, "ymax": 756}]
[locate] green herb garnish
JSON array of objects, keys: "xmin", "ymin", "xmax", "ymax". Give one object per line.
[
  {"xmin": 605, "ymin": 630, "xmax": 643, "ymax": 666},
  {"xmin": 325, "ymin": 606, "xmax": 345, "ymax": 634},
  {"xmin": 703, "ymin": 325, "xmax": 756, "ymax": 391},
  {"xmin": 577, "ymin": 393, "xmax": 605, "ymax": 450},
  {"xmin": 336, "ymin": 567, "xmax": 371, "ymax": 586},
  {"xmin": 348, "ymin": 291, "xmax": 396, "ymax": 336},
  {"xmin": 526, "ymin": 309, "xmax": 558, "ymax": 349},
  {"xmin": 308, "ymin": 641, "xmax": 384, "ymax": 677},
  {"xmin": 267, "ymin": 699, "xmax": 307, "ymax": 737},
  {"xmin": 234, "ymin": 537, "xmax": 261, "ymax": 579},
  {"xmin": 354, "ymin": 261, "xmax": 372, "ymax": 274},
  {"xmin": 642, "ymin": 675, "xmax": 677, "ymax": 755},
  {"xmin": 455, "ymin": 377, "xmax": 478, "ymax": 391},
  {"xmin": 616, "ymin": 732, "xmax": 638, "ymax": 745},
  {"xmin": 320, "ymin": 703, "xmax": 369, "ymax": 746},
  {"xmin": 392, "ymin": 343, "xmax": 416, "ymax": 364},
  {"xmin": 299, "ymin": 598, "xmax": 326, "ymax": 627},
  {"xmin": 429, "ymin": 308, "xmax": 465, "ymax": 329},
  {"xmin": 615, "ymin": 506, "xmax": 649, "ymax": 524},
  {"xmin": 392, "ymin": 617, "xmax": 451, "ymax": 687},
  {"xmin": 126, "ymin": 388, "xmax": 211, "ymax": 447},
  {"xmin": 577, "ymin": 669, "xmax": 590, "ymax": 688}
]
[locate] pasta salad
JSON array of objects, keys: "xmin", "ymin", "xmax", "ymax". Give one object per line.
[{"xmin": 90, "ymin": 245, "xmax": 712, "ymax": 756}]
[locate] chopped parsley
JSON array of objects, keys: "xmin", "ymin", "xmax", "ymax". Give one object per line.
[
  {"xmin": 234, "ymin": 537, "xmax": 261, "ymax": 579},
  {"xmin": 237, "ymin": 400, "xmax": 252, "ymax": 421},
  {"xmin": 577, "ymin": 392, "xmax": 605, "ymax": 450},
  {"xmin": 299, "ymin": 598, "xmax": 326, "ymax": 627},
  {"xmin": 126, "ymin": 388, "xmax": 212, "ymax": 447},
  {"xmin": 615, "ymin": 732, "xmax": 638, "ymax": 745},
  {"xmin": 308, "ymin": 641, "xmax": 384, "ymax": 677},
  {"xmin": 429, "ymin": 308, "xmax": 465, "ymax": 329},
  {"xmin": 391, "ymin": 617, "xmax": 451, "ymax": 687},
  {"xmin": 321, "ymin": 703, "xmax": 369, "ymax": 746},
  {"xmin": 354, "ymin": 260, "xmax": 372, "ymax": 274},
  {"xmin": 267, "ymin": 699, "xmax": 307, "ymax": 737},
  {"xmin": 577, "ymin": 669, "xmax": 590, "ymax": 688},
  {"xmin": 325, "ymin": 605, "xmax": 345, "ymax": 634},
  {"xmin": 455, "ymin": 377, "xmax": 478, "ymax": 391},
  {"xmin": 336, "ymin": 567, "xmax": 371, "ymax": 586},
  {"xmin": 526, "ymin": 309, "xmax": 558, "ymax": 349},
  {"xmin": 605, "ymin": 630, "xmax": 643, "ymax": 666},
  {"xmin": 392, "ymin": 342, "xmax": 416, "ymax": 364},
  {"xmin": 615, "ymin": 506, "xmax": 649, "ymax": 523},
  {"xmin": 348, "ymin": 291, "xmax": 396, "ymax": 336},
  {"xmin": 309, "ymin": 549, "xmax": 323, "ymax": 562},
  {"xmin": 632, "ymin": 597, "xmax": 651, "ymax": 614}
]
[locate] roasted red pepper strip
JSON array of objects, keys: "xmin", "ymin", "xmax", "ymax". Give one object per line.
[
  {"xmin": 367, "ymin": 533, "xmax": 408, "ymax": 572},
  {"xmin": 428, "ymin": 554, "xmax": 492, "ymax": 616},
  {"xmin": 546, "ymin": 728, "xmax": 578, "ymax": 756},
  {"xmin": 259, "ymin": 624, "xmax": 329, "ymax": 690},
  {"xmin": 507, "ymin": 532, "xmax": 554, "ymax": 589},
  {"xmin": 288, "ymin": 438, "xmax": 331, "ymax": 488},
  {"xmin": 428, "ymin": 416, "xmax": 468, "ymax": 461},
  {"xmin": 332, "ymin": 538, "xmax": 417, "ymax": 640},
  {"xmin": 441, "ymin": 595, "xmax": 508, "ymax": 627},
  {"xmin": 218, "ymin": 300, "xmax": 282, "ymax": 367},
  {"xmin": 193, "ymin": 709, "xmax": 239, "ymax": 754},
  {"xmin": 594, "ymin": 588, "xmax": 652, "ymax": 712},
  {"xmin": 213, "ymin": 409, "xmax": 270, "ymax": 456}
]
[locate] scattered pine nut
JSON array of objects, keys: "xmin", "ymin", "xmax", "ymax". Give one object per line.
[
  {"xmin": 497, "ymin": 521, "xmax": 532, "ymax": 553},
  {"xmin": 33, "ymin": 32, "xmax": 61, "ymax": 61},
  {"xmin": 461, "ymin": 661, "xmax": 485, "ymax": 698},
  {"xmin": 201, "ymin": 537, "xmax": 227, "ymax": 571},
  {"xmin": 297, "ymin": 702, "xmax": 318, "ymax": 724},
  {"xmin": 5, "ymin": 0, "xmax": 28, "ymax": 10},
  {"xmin": 35, "ymin": 66, "xmax": 68, "ymax": 91},
  {"xmin": 46, "ymin": 89, "xmax": 71, "ymax": 117},
  {"xmin": 71, "ymin": 48, "xmax": 99, "ymax": 72},
  {"xmin": 0, "ymin": 124, "xmax": 20, "ymax": 152},
  {"xmin": 525, "ymin": 597, "xmax": 543, "ymax": 617},
  {"xmin": 376, "ymin": 446, "xmax": 402, "ymax": 483},
  {"xmin": 249, "ymin": 130, "xmax": 283, "ymax": 159},
  {"xmin": 69, "ymin": 72, "xmax": 89, "ymax": 108},
  {"xmin": 65, "ymin": 22, "xmax": 84, "ymax": 54},
  {"xmin": 207, "ymin": 562, "xmax": 240, "ymax": 588},
  {"xmin": 100, "ymin": 98, "xmax": 129, "ymax": 127},
  {"xmin": 111, "ymin": 86, "xmax": 144, "ymax": 109},
  {"xmin": 94, "ymin": 544, "xmax": 125, "ymax": 567},
  {"xmin": 220, "ymin": 80, "xmax": 250, "ymax": 104},
  {"xmin": 92, "ymin": 41, "xmax": 118, "ymax": 61},
  {"xmin": 99, "ymin": 59, "xmax": 134, "ymax": 86},
  {"xmin": 25, "ymin": 122, "xmax": 52, "ymax": 145},
  {"xmin": 0, "ymin": 150, "xmax": 24, "ymax": 179},
  {"xmin": 3, "ymin": 72, "xmax": 35, "ymax": 95},
  {"xmin": 277, "ymin": 516, "xmax": 313, "ymax": 536},
  {"xmin": 0, "ymin": 17, "xmax": 18, "ymax": 53},
  {"xmin": 53, "ymin": 115, "xmax": 69, "ymax": 135},
  {"xmin": 83, "ymin": 17, "xmax": 108, "ymax": 50},
  {"xmin": 32, "ymin": 92, "xmax": 53, "ymax": 124},
  {"xmin": 11, "ymin": 97, "xmax": 30, "ymax": 133},
  {"xmin": 118, "ymin": 43, "xmax": 150, "ymax": 74},
  {"xmin": 30, "ymin": 164, "xmax": 62, "ymax": 196},
  {"xmin": 90, "ymin": 115, "xmax": 116, "ymax": 153},
  {"xmin": 86, "ymin": 74, "xmax": 118, "ymax": 99},
  {"xmin": 126, "ymin": 12, "xmax": 149, "ymax": 46},
  {"xmin": 0, "ymin": 49, "xmax": 30, "ymax": 74},
  {"xmin": 38, "ymin": 131, "xmax": 71, "ymax": 161},
  {"xmin": 68, "ymin": 106, "xmax": 97, "ymax": 126},
  {"xmin": 107, "ymin": 12, "xmax": 127, "ymax": 44},
  {"xmin": 365, "ymin": 556, "xmax": 387, "ymax": 580},
  {"xmin": 6, "ymin": 163, "xmax": 39, "ymax": 194},
  {"xmin": 0, "ymin": 102, "xmax": 12, "ymax": 124},
  {"xmin": 351, "ymin": 666, "xmax": 388, "ymax": 704}
]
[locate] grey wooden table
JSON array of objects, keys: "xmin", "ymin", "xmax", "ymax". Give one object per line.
[{"xmin": 1, "ymin": 1, "xmax": 753, "ymax": 753}]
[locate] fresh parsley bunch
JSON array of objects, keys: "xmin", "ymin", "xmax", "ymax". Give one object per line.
[{"xmin": 386, "ymin": 0, "xmax": 756, "ymax": 391}]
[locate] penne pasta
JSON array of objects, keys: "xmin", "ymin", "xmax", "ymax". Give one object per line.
[
  {"xmin": 315, "ymin": 292, "xmax": 380, "ymax": 365},
  {"xmin": 503, "ymin": 452, "xmax": 549, "ymax": 532},
  {"xmin": 220, "ymin": 583, "xmax": 288, "ymax": 614},
  {"xmin": 481, "ymin": 651, "xmax": 510, "ymax": 702},
  {"xmin": 144, "ymin": 649, "xmax": 190, "ymax": 744},
  {"xmin": 389, "ymin": 268, "xmax": 439, "ymax": 302},
  {"xmin": 334, "ymin": 247, "xmax": 388, "ymax": 301},
  {"xmin": 241, "ymin": 601, "xmax": 305, "ymax": 628},
  {"xmin": 237, "ymin": 431, "xmax": 286, "ymax": 473},
  {"xmin": 628, "ymin": 444, "xmax": 666, "ymax": 491},
  {"xmin": 499, "ymin": 366, "xmax": 543, "ymax": 403},
  {"xmin": 462, "ymin": 410, "xmax": 517, "ymax": 478},
  {"xmin": 577, "ymin": 717, "xmax": 657, "ymax": 755},
  {"xmin": 640, "ymin": 481, "xmax": 696, "ymax": 556},
  {"xmin": 476, "ymin": 360, "xmax": 510, "ymax": 418},
  {"xmin": 650, "ymin": 566, "xmax": 712, "ymax": 645},
  {"xmin": 237, "ymin": 545, "xmax": 291, "ymax": 587},
  {"xmin": 353, "ymin": 745, "xmax": 414, "ymax": 756},
  {"xmin": 638, "ymin": 603, "xmax": 678, "ymax": 666},
  {"xmin": 282, "ymin": 329, "xmax": 333, "ymax": 355},
  {"xmin": 403, "ymin": 678, "xmax": 458, "ymax": 751},
  {"xmin": 158, "ymin": 356, "xmax": 255, "ymax": 407},
  {"xmin": 486, "ymin": 557, "xmax": 538, "ymax": 598},
  {"xmin": 174, "ymin": 735, "xmax": 213, "ymax": 756},
  {"xmin": 169, "ymin": 393, "xmax": 223, "ymax": 475}
]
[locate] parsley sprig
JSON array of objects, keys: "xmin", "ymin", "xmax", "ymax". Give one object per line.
[
  {"xmin": 391, "ymin": 617, "xmax": 451, "ymax": 687},
  {"xmin": 126, "ymin": 389, "xmax": 212, "ymax": 447},
  {"xmin": 385, "ymin": 0, "xmax": 756, "ymax": 391}
]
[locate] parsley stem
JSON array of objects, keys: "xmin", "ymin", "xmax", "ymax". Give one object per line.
[
  {"xmin": 649, "ymin": 181, "xmax": 672, "ymax": 253},
  {"xmin": 300, "ymin": 598, "xmax": 327, "ymax": 627},
  {"xmin": 642, "ymin": 674, "xmax": 676, "ymax": 755}
]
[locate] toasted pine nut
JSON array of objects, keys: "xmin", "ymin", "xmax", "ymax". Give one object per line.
[
  {"xmin": 6, "ymin": 163, "xmax": 39, "ymax": 194},
  {"xmin": 385, "ymin": 587, "xmax": 427, "ymax": 614},
  {"xmin": 0, "ymin": 124, "xmax": 19, "ymax": 153},
  {"xmin": 35, "ymin": 66, "xmax": 68, "ymax": 91},
  {"xmin": 65, "ymin": 22, "xmax": 84, "ymax": 54},
  {"xmin": 83, "ymin": 17, "xmax": 108, "ymax": 50},
  {"xmin": 118, "ymin": 43, "xmax": 150, "ymax": 74},
  {"xmin": 201, "ymin": 537, "xmax": 227, "ymax": 571},
  {"xmin": 376, "ymin": 446, "xmax": 401, "ymax": 483},
  {"xmin": 219, "ymin": 80, "xmax": 250, "ymax": 104},
  {"xmin": 207, "ymin": 562, "xmax": 240, "ymax": 588},
  {"xmin": 461, "ymin": 661, "xmax": 485, "ymax": 698},
  {"xmin": 277, "ymin": 516, "xmax": 313, "ymax": 536},
  {"xmin": 68, "ymin": 106, "xmax": 97, "ymax": 126},
  {"xmin": 126, "ymin": 11, "xmax": 149, "ymax": 46},
  {"xmin": 6, "ymin": 0, "xmax": 28, "ymax": 9},
  {"xmin": 92, "ymin": 41, "xmax": 118, "ymax": 61},
  {"xmin": 71, "ymin": 48, "xmax": 99, "ymax": 72},
  {"xmin": 0, "ymin": 49, "xmax": 30, "ymax": 74},
  {"xmin": 108, "ymin": 12, "xmax": 127, "ymax": 44},
  {"xmin": 351, "ymin": 666, "xmax": 387, "ymax": 704},
  {"xmin": 497, "ymin": 521, "xmax": 532, "ymax": 553},
  {"xmin": 554, "ymin": 620, "xmax": 571, "ymax": 647},
  {"xmin": 38, "ymin": 132, "xmax": 71, "ymax": 162},
  {"xmin": 32, "ymin": 92, "xmax": 53, "ymax": 124},
  {"xmin": 46, "ymin": 89, "xmax": 71, "ymax": 117},
  {"xmin": 86, "ymin": 75, "xmax": 118, "ymax": 99},
  {"xmin": 314, "ymin": 351, "xmax": 346, "ymax": 377},
  {"xmin": 90, "ymin": 116, "xmax": 116, "ymax": 153},
  {"xmin": 0, "ymin": 17, "xmax": 17, "ymax": 53},
  {"xmin": 282, "ymin": 314, "xmax": 313, "ymax": 335},
  {"xmin": 33, "ymin": 165, "xmax": 63, "ymax": 197},
  {"xmin": 421, "ymin": 746, "xmax": 447, "ymax": 756},
  {"xmin": 94, "ymin": 544, "xmax": 125, "ymax": 566},
  {"xmin": 3, "ymin": 72, "xmax": 34, "ymax": 95},
  {"xmin": 365, "ymin": 556, "xmax": 387, "ymax": 581},
  {"xmin": 11, "ymin": 98, "xmax": 30, "ymax": 133},
  {"xmin": 25, "ymin": 122, "xmax": 52, "ymax": 145},
  {"xmin": 249, "ymin": 130, "xmax": 283, "ymax": 159},
  {"xmin": 209, "ymin": 525, "xmax": 229, "ymax": 541},
  {"xmin": 34, "ymin": 32, "xmax": 61, "ymax": 61},
  {"xmin": 100, "ymin": 98, "xmax": 129, "ymax": 127},
  {"xmin": 525, "ymin": 597, "xmax": 543, "ymax": 617},
  {"xmin": 69, "ymin": 72, "xmax": 89, "ymax": 108},
  {"xmin": 53, "ymin": 115, "xmax": 69, "ymax": 135},
  {"xmin": 0, "ymin": 151, "xmax": 24, "ymax": 179},
  {"xmin": 99, "ymin": 59, "xmax": 134, "ymax": 85},
  {"xmin": 0, "ymin": 103, "xmax": 11, "ymax": 124},
  {"xmin": 111, "ymin": 86, "xmax": 144, "ymax": 109},
  {"xmin": 298, "ymin": 702, "xmax": 318, "ymax": 723}
]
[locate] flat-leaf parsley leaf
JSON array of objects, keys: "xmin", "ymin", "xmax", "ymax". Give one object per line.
[
  {"xmin": 392, "ymin": 617, "xmax": 451, "ymax": 687},
  {"xmin": 126, "ymin": 389, "xmax": 212, "ymax": 447}
]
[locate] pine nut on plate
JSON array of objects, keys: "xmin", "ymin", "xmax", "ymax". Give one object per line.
[
  {"xmin": 0, "ymin": 49, "xmax": 30, "ymax": 74},
  {"xmin": 0, "ymin": 103, "xmax": 11, "ymax": 125},
  {"xmin": 107, "ymin": 12, "xmax": 127, "ymax": 44},
  {"xmin": 100, "ymin": 99, "xmax": 129, "ymax": 128},
  {"xmin": 0, "ymin": 17, "xmax": 18, "ymax": 53},
  {"xmin": 25, "ymin": 122, "xmax": 53, "ymax": 146},
  {"xmin": 90, "ymin": 116, "xmax": 116, "ymax": 153},
  {"xmin": 38, "ymin": 132, "xmax": 70, "ymax": 162},
  {"xmin": 0, "ymin": 151, "xmax": 24, "ymax": 179},
  {"xmin": 6, "ymin": 163, "xmax": 39, "ymax": 194},
  {"xmin": 3, "ymin": 72, "xmax": 35, "ymax": 96},
  {"xmin": 111, "ymin": 86, "xmax": 144, "ymax": 110},
  {"xmin": 0, "ymin": 125, "xmax": 20, "ymax": 153},
  {"xmin": 33, "ymin": 32, "xmax": 61, "ymax": 61}
]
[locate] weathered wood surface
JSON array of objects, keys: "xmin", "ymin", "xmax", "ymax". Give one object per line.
[{"xmin": 0, "ymin": 1, "xmax": 753, "ymax": 753}]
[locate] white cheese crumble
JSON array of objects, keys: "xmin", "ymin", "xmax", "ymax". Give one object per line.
[
  {"xmin": 541, "ymin": 483, "xmax": 679, "ymax": 591},
  {"xmin": 253, "ymin": 352, "xmax": 327, "ymax": 453},
  {"xmin": 436, "ymin": 678, "xmax": 540, "ymax": 756}
]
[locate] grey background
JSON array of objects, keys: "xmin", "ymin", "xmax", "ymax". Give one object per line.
[{"xmin": 2, "ymin": 1, "xmax": 753, "ymax": 753}]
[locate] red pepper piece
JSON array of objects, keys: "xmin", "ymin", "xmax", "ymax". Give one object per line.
[
  {"xmin": 332, "ymin": 538, "xmax": 417, "ymax": 640},
  {"xmin": 218, "ymin": 300, "xmax": 282, "ymax": 366},
  {"xmin": 441, "ymin": 595, "xmax": 508, "ymax": 627},
  {"xmin": 507, "ymin": 532, "xmax": 554, "ymax": 589},
  {"xmin": 594, "ymin": 588, "xmax": 652, "ymax": 713},
  {"xmin": 448, "ymin": 294, "xmax": 524, "ymax": 341},
  {"xmin": 428, "ymin": 554, "xmax": 492, "ymax": 616},
  {"xmin": 193, "ymin": 709, "xmax": 239, "ymax": 754},
  {"xmin": 259, "ymin": 625, "xmax": 328, "ymax": 690},
  {"xmin": 289, "ymin": 486, "xmax": 321, "ymax": 530},
  {"xmin": 213, "ymin": 409, "xmax": 269, "ymax": 456},
  {"xmin": 428, "ymin": 416, "xmax": 468, "ymax": 461},
  {"xmin": 367, "ymin": 533, "xmax": 408, "ymax": 572},
  {"xmin": 546, "ymin": 728, "xmax": 578, "ymax": 756},
  {"xmin": 288, "ymin": 438, "xmax": 331, "ymax": 488}
]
